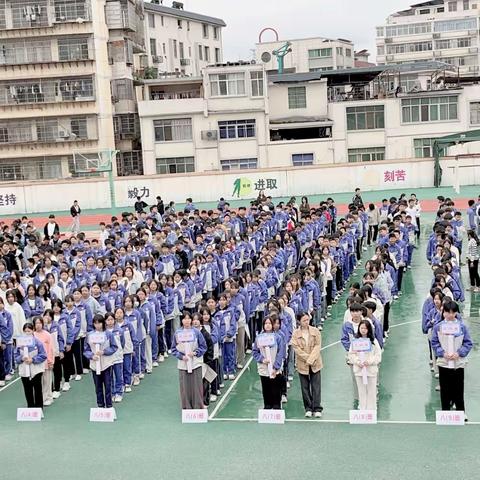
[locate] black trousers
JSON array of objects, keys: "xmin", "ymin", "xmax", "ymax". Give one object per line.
[
  {"xmin": 52, "ymin": 356, "xmax": 64, "ymax": 392},
  {"xmin": 299, "ymin": 368, "xmax": 322, "ymax": 413},
  {"xmin": 71, "ymin": 338, "xmax": 84, "ymax": 376},
  {"xmin": 326, "ymin": 280, "xmax": 333, "ymax": 307},
  {"xmin": 260, "ymin": 375, "xmax": 282, "ymax": 409},
  {"xmin": 415, "ymin": 217, "xmax": 421, "ymax": 239},
  {"xmin": 367, "ymin": 225, "xmax": 378, "ymax": 245},
  {"xmin": 63, "ymin": 348, "xmax": 75, "ymax": 380},
  {"xmin": 467, "ymin": 259, "xmax": 480, "ymax": 287},
  {"xmin": 397, "ymin": 266, "xmax": 404, "ymax": 292},
  {"xmin": 0, "ymin": 347, "xmax": 5, "ymax": 380},
  {"xmin": 439, "ymin": 366, "xmax": 465, "ymax": 411},
  {"xmin": 383, "ymin": 302, "xmax": 390, "ymax": 334},
  {"xmin": 21, "ymin": 373, "xmax": 43, "ymax": 408}
]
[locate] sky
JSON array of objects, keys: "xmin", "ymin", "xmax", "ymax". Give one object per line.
[{"xmin": 176, "ymin": 0, "xmax": 408, "ymax": 62}]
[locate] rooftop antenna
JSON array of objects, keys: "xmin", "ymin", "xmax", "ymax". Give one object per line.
[{"xmin": 272, "ymin": 42, "xmax": 292, "ymax": 74}]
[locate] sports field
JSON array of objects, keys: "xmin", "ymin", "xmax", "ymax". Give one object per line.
[{"xmin": 1, "ymin": 186, "xmax": 480, "ymax": 480}]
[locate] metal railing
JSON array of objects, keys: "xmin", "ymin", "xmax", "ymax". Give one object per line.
[
  {"xmin": 150, "ymin": 90, "xmax": 202, "ymax": 100},
  {"xmin": 116, "ymin": 150, "xmax": 143, "ymax": 176},
  {"xmin": 0, "ymin": 156, "xmax": 63, "ymax": 181},
  {"xmin": 0, "ymin": 76, "xmax": 95, "ymax": 106}
]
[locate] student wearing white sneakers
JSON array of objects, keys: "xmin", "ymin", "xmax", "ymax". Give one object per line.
[{"xmin": 291, "ymin": 312, "xmax": 323, "ymax": 418}]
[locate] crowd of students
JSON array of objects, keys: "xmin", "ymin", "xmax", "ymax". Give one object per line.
[
  {"xmin": 422, "ymin": 196, "xmax": 474, "ymax": 417},
  {"xmin": 0, "ymin": 189, "xmax": 474, "ymax": 418}
]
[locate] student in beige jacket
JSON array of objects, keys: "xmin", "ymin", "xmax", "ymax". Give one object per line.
[{"xmin": 291, "ymin": 312, "xmax": 323, "ymax": 418}]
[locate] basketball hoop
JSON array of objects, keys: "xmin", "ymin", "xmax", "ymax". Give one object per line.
[{"xmin": 72, "ymin": 149, "xmax": 117, "ymax": 174}]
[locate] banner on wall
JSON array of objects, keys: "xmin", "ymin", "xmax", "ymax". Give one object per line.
[{"xmin": 231, "ymin": 175, "xmax": 282, "ymax": 198}]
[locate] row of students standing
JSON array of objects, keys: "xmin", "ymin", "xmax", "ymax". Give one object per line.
[{"xmin": 423, "ymin": 199, "xmax": 473, "ymax": 416}]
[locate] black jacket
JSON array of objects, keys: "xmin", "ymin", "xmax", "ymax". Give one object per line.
[
  {"xmin": 200, "ymin": 326, "xmax": 214, "ymax": 365},
  {"xmin": 70, "ymin": 205, "xmax": 81, "ymax": 217}
]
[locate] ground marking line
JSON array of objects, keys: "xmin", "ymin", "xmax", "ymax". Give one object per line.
[
  {"xmin": 209, "ymin": 417, "xmax": 480, "ymax": 425},
  {"xmin": 0, "ymin": 377, "xmax": 20, "ymax": 393},
  {"xmin": 208, "ymin": 355, "xmax": 253, "ymax": 420}
]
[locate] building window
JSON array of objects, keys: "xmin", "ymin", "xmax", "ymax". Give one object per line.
[
  {"xmin": 116, "ymin": 151, "xmax": 143, "ymax": 176},
  {"xmin": 470, "ymin": 102, "xmax": 480, "ymax": 123},
  {"xmin": 203, "ymin": 24, "xmax": 209, "ymax": 38},
  {"xmin": 345, "ymin": 48, "xmax": 352, "ymax": 57},
  {"xmin": 387, "ymin": 41, "xmax": 432, "ymax": 54},
  {"xmin": 150, "ymin": 38, "xmax": 157, "ymax": 57},
  {"xmin": 413, "ymin": 138, "xmax": 445, "ymax": 158},
  {"xmin": 220, "ymin": 158, "xmax": 257, "ymax": 170},
  {"xmin": 148, "ymin": 13, "xmax": 155, "ymax": 28},
  {"xmin": 58, "ymin": 37, "xmax": 89, "ymax": 61},
  {"xmin": 160, "ymin": 15, "xmax": 164, "ymax": 26},
  {"xmin": 187, "ymin": 21, "xmax": 190, "ymax": 31},
  {"xmin": 288, "ymin": 86, "xmax": 307, "ymax": 109},
  {"xmin": 376, "ymin": 27, "xmax": 384, "ymax": 37},
  {"xmin": 308, "ymin": 48, "xmax": 332, "ymax": 58},
  {"xmin": 419, "ymin": 8, "xmax": 430, "ymax": 13},
  {"xmin": 204, "ymin": 46, "xmax": 210, "ymax": 62},
  {"xmin": 210, "ymin": 73, "xmax": 245, "ymax": 96},
  {"xmin": 377, "ymin": 46, "xmax": 385, "ymax": 56},
  {"xmin": 154, "ymin": 118, "xmax": 192, "ymax": 142},
  {"xmin": 434, "ymin": 18, "xmax": 477, "ymax": 31},
  {"xmin": 218, "ymin": 119, "xmax": 256, "ymax": 139},
  {"xmin": 435, "ymin": 37, "xmax": 471, "ymax": 49},
  {"xmin": 448, "ymin": 1, "xmax": 457, "ymax": 11},
  {"xmin": 250, "ymin": 71, "xmax": 264, "ymax": 97},
  {"xmin": 70, "ymin": 117, "xmax": 88, "ymax": 139},
  {"xmin": 177, "ymin": 19, "xmax": 182, "ymax": 29},
  {"xmin": 179, "ymin": 42, "xmax": 184, "ymax": 59},
  {"xmin": 402, "ymin": 96, "xmax": 458, "ymax": 123},
  {"xmin": 292, "ymin": 153, "xmax": 314, "ymax": 166},
  {"xmin": 198, "ymin": 44, "xmax": 203, "ymax": 60},
  {"xmin": 156, "ymin": 156, "xmax": 194, "ymax": 174},
  {"xmin": 336, "ymin": 47, "xmax": 343, "ymax": 55},
  {"xmin": 437, "ymin": 6, "xmax": 445, "ymax": 11},
  {"xmin": 111, "ymin": 79, "xmax": 134, "ymax": 100},
  {"xmin": 464, "ymin": 0, "xmax": 470, "ymax": 9},
  {"xmin": 215, "ymin": 48, "xmax": 221, "ymax": 63},
  {"xmin": 213, "ymin": 27, "xmax": 219, "ymax": 40},
  {"xmin": 346, "ymin": 105, "xmax": 385, "ymax": 130},
  {"xmin": 173, "ymin": 40, "xmax": 178, "ymax": 58},
  {"xmin": 386, "ymin": 22, "xmax": 431, "ymax": 36},
  {"xmin": 348, "ymin": 147, "xmax": 385, "ymax": 163}
]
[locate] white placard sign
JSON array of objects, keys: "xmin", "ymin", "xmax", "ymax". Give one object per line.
[
  {"xmin": 436, "ymin": 410, "xmax": 465, "ymax": 426},
  {"xmin": 349, "ymin": 410, "xmax": 377, "ymax": 424},
  {"xmin": 17, "ymin": 408, "xmax": 43, "ymax": 422},
  {"xmin": 352, "ymin": 338, "xmax": 372, "ymax": 385},
  {"xmin": 256, "ymin": 333, "xmax": 275, "ymax": 348},
  {"xmin": 89, "ymin": 407, "xmax": 117, "ymax": 422},
  {"xmin": 441, "ymin": 322, "xmax": 461, "ymax": 368},
  {"xmin": 90, "ymin": 332, "xmax": 106, "ymax": 375},
  {"xmin": 182, "ymin": 409, "xmax": 208, "ymax": 423},
  {"xmin": 258, "ymin": 409, "xmax": 285, "ymax": 424},
  {"xmin": 176, "ymin": 330, "xmax": 195, "ymax": 343},
  {"xmin": 16, "ymin": 336, "xmax": 34, "ymax": 348}
]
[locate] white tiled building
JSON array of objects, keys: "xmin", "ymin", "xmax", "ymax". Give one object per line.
[
  {"xmin": 255, "ymin": 36, "xmax": 355, "ymax": 73},
  {"xmin": 138, "ymin": 60, "xmax": 480, "ymax": 175},
  {"xmin": 376, "ymin": 0, "xmax": 480, "ymax": 76},
  {"xmin": 143, "ymin": 1, "xmax": 225, "ymax": 77}
]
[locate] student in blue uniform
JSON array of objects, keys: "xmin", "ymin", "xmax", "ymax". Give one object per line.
[
  {"xmin": 115, "ymin": 307, "xmax": 137, "ymax": 394},
  {"xmin": 215, "ymin": 294, "xmax": 237, "ymax": 380},
  {"xmin": 15, "ymin": 322, "xmax": 47, "ymax": 408},
  {"xmin": 431, "ymin": 300, "xmax": 473, "ymax": 414},
  {"xmin": 171, "ymin": 312, "xmax": 207, "ymax": 410},
  {"xmin": 252, "ymin": 315, "xmax": 285, "ymax": 410},
  {"xmin": 84, "ymin": 314, "xmax": 118, "ymax": 409},
  {"xmin": 105, "ymin": 312, "xmax": 125, "ymax": 403},
  {"xmin": 0, "ymin": 297, "xmax": 13, "ymax": 387}
]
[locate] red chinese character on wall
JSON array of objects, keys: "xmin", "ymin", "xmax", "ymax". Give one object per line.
[
  {"xmin": 394, "ymin": 169, "xmax": 406, "ymax": 181},
  {"xmin": 384, "ymin": 170, "xmax": 395, "ymax": 182}
]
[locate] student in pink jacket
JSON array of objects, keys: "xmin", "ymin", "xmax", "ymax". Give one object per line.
[{"xmin": 33, "ymin": 316, "xmax": 54, "ymax": 406}]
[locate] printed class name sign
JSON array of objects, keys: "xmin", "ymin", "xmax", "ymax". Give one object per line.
[
  {"xmin": 90, "ymin": 332, "xmax": 106, "ymax": 344},
  {"xmin": 89, "ymin": 407, "xmax": 117, "ymax": 422},
  {"xmin": 349, "ymin": 410, "xmax": 377, "ymax": 424},
  {"xmin": 182, "ymin": 409, "xmax": 208, "ymax": 423},
  {"xmin": 177, "ymin": 330, "xmax": 195, "ymax": 343},
  {"xmin": 17, "ymin": 408, "xmax": 43, "ymax": 422},
  {"xmin": 436, "ymin": 410, "xmax": 465, "ymax": 426},
  {"xmin": 258, "ymin": 409, "xmax": 285, "ymax": 424},
  {"xmin": 441, "ymin": 323, "xmax": 461, "ymax": 335},
  {"xmin": 351, "ymin": 338, "xmax": 372, "ymax": 352},
  {"xmin": 256, "ymin": 333, "xmax": 276, "ymax": 348}
]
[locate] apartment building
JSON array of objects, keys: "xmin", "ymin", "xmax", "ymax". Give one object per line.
[
  {"xmin": 138, "ymin": 60, "xmax": 480, "ymax": 175},
  {"xmin": 376, "ymin": 0, "xmax": 480, "ymax": 76},
  {"xmin": 142, "ymin": 1, "xmax": 225, "ymax": 77},
  {"xmin": 0, "ymin": 0, "xmax": 146, "ymax": 181},
  {"xmin": 255, "ymin": 36, "xmax": 355, "ymax": 73}
]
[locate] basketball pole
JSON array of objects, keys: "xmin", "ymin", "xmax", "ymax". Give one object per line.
[{"xmin": 109, "ymin": 149, "xmax": 118, "ymax": 209}]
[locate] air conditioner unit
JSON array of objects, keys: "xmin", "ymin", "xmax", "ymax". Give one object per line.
[
  {"xmin": 58, "ymin": 130, "xmax": 70, "ymax": 139},
  {"xmin": 469, "ymin": 47, "xmax": 478, "ymax": 53},
  {"xmin": 384, "ymin": 37, "xmax": 393, "ymax": 43},
  {"xmin": 180, "ymin": 58, "xmax": 190, "ymax": 66},
  {"xmin": 386, "ymin": 55, "xmax": 395, "ymax": 61},
  {"xmin": 201, "ymin": 130, "xmax": 218, "ymax": 141},
  {"xmin": 433, "ymin": 33, "xmax": 441, "ymax": 39},
  {"xmin": 152, "ymin": 55, "xmax": 163, "ymax": 64}
]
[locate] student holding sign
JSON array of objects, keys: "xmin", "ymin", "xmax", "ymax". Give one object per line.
[
  {"xmin": 291, "ymin": 312, "xmax": 323, "ymax": 418},
  {"xmin": 252, "ymin": 316, "xmax": 285, "ymax": 410},
  {"xmin": 347, "ymin": 320, "xmax": 382, "ymax": 411},
  {"xmin": 431, "ymin": 300, "xmax": 473, "ymax": 413},
  {"xmin": 15, "ymin": 323, "xmax": 47, "ymax": 409},
  {"xmin": 171, "ymin": 313, "xmax": 207, "ymax": 410},
  {"xmin": 83, "ymin": 314, "xmax": 118, "ymax": 409}
]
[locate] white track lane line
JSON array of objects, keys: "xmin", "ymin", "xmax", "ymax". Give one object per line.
[{"xmin": 0, "ymin": 376, "xmax": 20, "ymax": 393}]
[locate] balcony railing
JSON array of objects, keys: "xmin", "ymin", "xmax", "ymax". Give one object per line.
[
  {"xmin": 0, "ymin": 0, "xmax": 91, "ymax": 31},
  {"xmin": 116, "ymin": 150, "xmax": 143, "ymax": 176},
  {"xmin": 0, "ymin": 77, "xmax": 95, "ymax": 106},
  {"xmin": 150, "ymin": 90, "xmax": 202, "ymax": 100}
]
